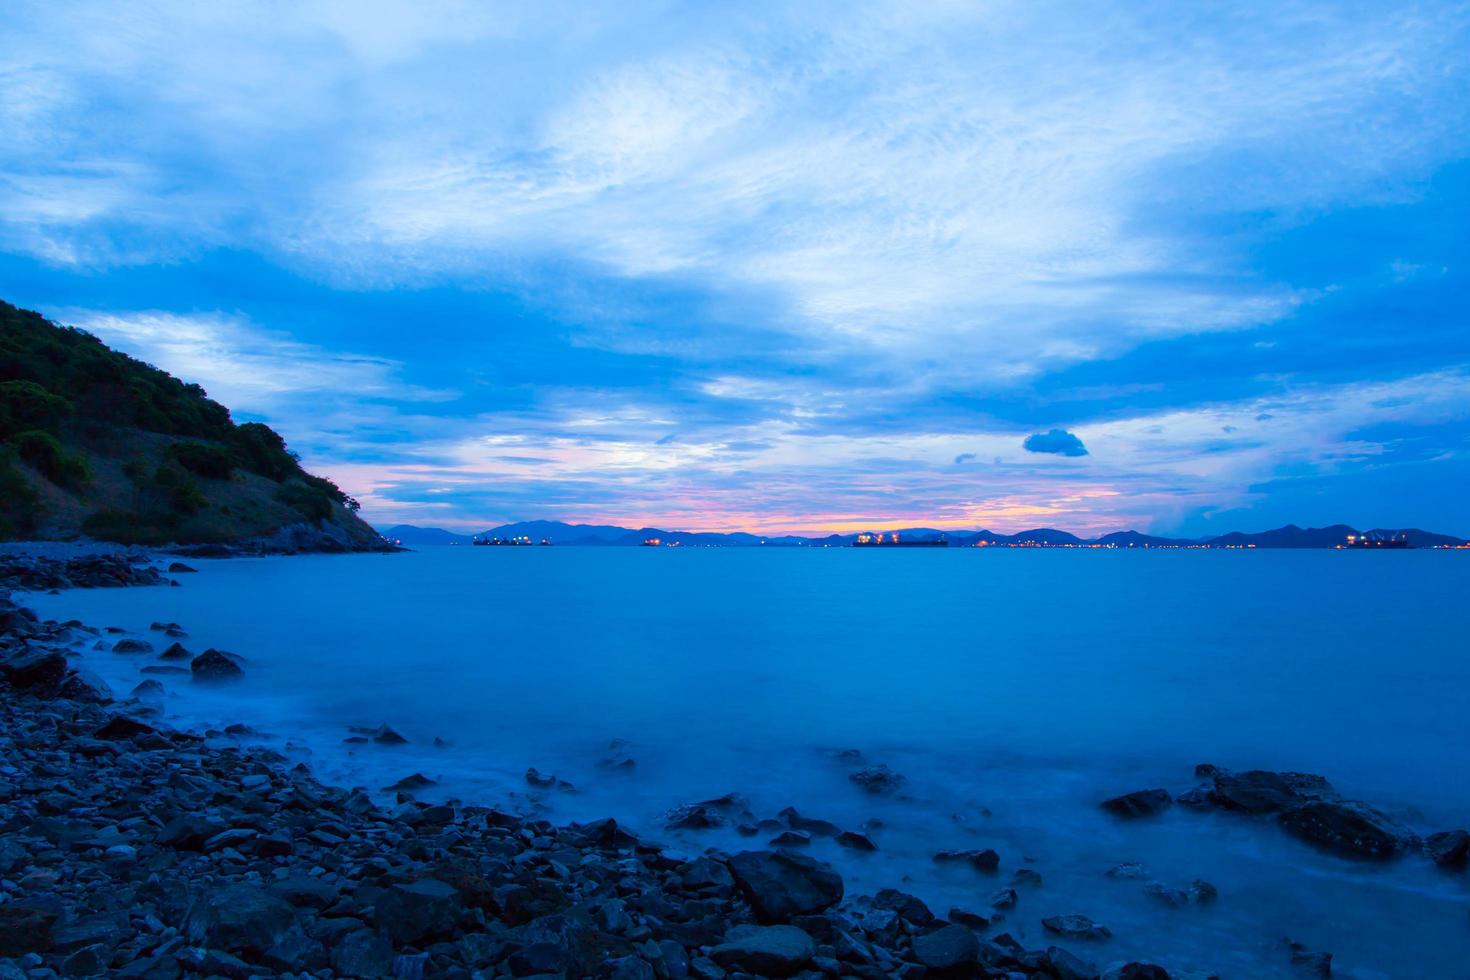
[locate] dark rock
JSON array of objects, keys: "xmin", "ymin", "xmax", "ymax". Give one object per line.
[
  {"xmin": 710, "ymin": 924, "xmax": 816, "ymax": 977},
  {"xmin": 190, "ymin": 648, "xmax": 244, "ymax": 682},
  {"xmin": 1101, "ymin": 788, "xmax": 1172, "ymax": 818},
  {"xmin": 849, "ymin": 764, "xmax": 905, "ymax": 795},
  {"xmin": 1287, "ymin": 941, "xmax": 1332, "ymax": 976},
  {"xmin": 912, "ymin": 923, "xmax": 979, "ymax": 972},
  {"xmin": 60, "ymin": 943, "xmax": 108, "ymax": 977},
  {"xmin": 1277, "ymin": 800, "xmax": 1407, "ymax": 859},
  {"xmin": 948, "ymin": 906, "xmax": 990, "ymax": 929},
  {"xmin": 158, "ymin": 642, "xmax": 191, "ymax": 660},
  {"xmin": 93, "ymin": 715, "xmax": 155, "ymax": 740},
  {"xmin": 385, "ymin": 772, "xmax": 438, "ymax": 792},
  {"xmin": 1105, "ymin": 862, "xmax": 1149, "ymax": 879},
  {"xmin": 769, "ymin": 830, "xmax": 811, "ymax": 847},
  {"xmin": 873, "ymin": 888, "xmax": 935, "ymax": 925},
  {"xmin": 111, "ymin": 638, "xmax": 153, "ymax": 654},
  {"xmin": 374, "ymin": 878, "xmax": 463, "ymax": 944},
  {"xmin": 778, "ymin": 806, "xmax": 841, "ymax": 836},
  {"xmin": 0, "ymin": 648, "xmax": 68, "ymax": 694},
  {"xmin": 0, "ymin": 904, "xmax": 58, "ymax": 956},
  {"xmin": 156, "ymin": 814, "xmax": 227, "ymax": 850},
  {"xmin": 1209, "ymin": 769, "xmax": 1336, "ymax": 814},
  {"xmin": 836, "ymin": 830, "xmax": 877, "ymax": 851},
  {"xmin": 728, "ymin": 850, "xmax": 844, "ymax": 923},
  {"xmin": 183, "ymin": 883, "xmax": 296, "ymax": 956},
  {"xmin": 372, "ymin": 723, "xmax": 409, "ymax": 744},
  {"xmin": 1102, "ymin": 965, "xmax": 1172, "ymax": 980},
  {"xmin": 167, "ymin": 562, "xmax": 198, "ymax": 573},
  {"xmin": 933, "ymin": 848, "xmax": 999, "ymax": 871},
  {"xmin": 331, "ymin": 929, "xmax": 395, "ymax": 977},
  {"xmin": 1041, "ymin": 914, "xmax": 1111, "ymax": 940},
  {"xmin": 1425, "ymin": 829, "xmax": 1470, "ymax": 870}
]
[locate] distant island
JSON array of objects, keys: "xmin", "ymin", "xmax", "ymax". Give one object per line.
[{"xmin": 382, "ymin": 520, "xmax": 1470, "ymax": 550}]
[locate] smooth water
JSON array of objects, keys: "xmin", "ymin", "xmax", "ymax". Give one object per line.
[{"xmin": 27, "ymin": 548, "xmax": 1470, "ymax": 977}]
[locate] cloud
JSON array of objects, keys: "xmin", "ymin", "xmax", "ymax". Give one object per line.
[
  {"xmin": 1023, "ymin": 429, "xmax": 1089, "ymax": 457},
  {"xmin": 953, "ymin": 452, "xmax": 976, "ymax": 465}
]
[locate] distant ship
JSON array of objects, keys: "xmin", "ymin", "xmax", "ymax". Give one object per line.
[
  {"xmin": 472, "ymin": 535, "xmax": 547, "ymax": 546},
  {"xmin": 1338, "ymin": 533, "xmax": 1411, "ymax": 550},
  {"xmin": 853, "ymin": 532, "xmax": 948, "ymax": 548}
]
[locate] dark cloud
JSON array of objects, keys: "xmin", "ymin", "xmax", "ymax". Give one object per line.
[
  {"xmin": 953, "ymin": 452, "xmax": 976, "ymax": 464},
  {"xmin": 1023, "ymin": 429, "xmax": 1088, "ymax": 457}
]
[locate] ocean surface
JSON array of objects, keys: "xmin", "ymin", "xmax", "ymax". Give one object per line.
[{"xmin": 27, "ymin": 547, "xmax": 1470, "ymax": 978}]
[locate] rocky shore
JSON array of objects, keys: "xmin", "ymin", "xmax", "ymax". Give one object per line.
[{"xmin": 0, "ymin": 560, "xmax": 1197, "ymax": 979}]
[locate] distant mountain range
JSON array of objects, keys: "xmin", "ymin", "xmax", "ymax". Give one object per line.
[{"xmin": 379, "ymin": 521, "xmax": 1468, "ymax": 549}]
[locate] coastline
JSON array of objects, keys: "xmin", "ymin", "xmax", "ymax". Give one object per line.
[{"xmin": 1, "ymin": 556, "xmax": 1182, "ymax": 980}]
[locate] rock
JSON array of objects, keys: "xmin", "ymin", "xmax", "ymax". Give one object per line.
[
  {"xmin": 1101, "ymin": 788, "xmax": 1172, "ymax": 818},
  {"xmin": 157, "ymin": 814, "xmax": 227, "ymax": 850},
  {"xmin": 710, "ymin": 924, "xmax": 816, "ymax": 977},
  {"xmin": 728, "ymin": 850, "xmax": 844, "ymax": 923},
  {"xmin": 1041, "ymin": 914, "xmax": 1112, "ymax": 940},
  {"xmin": 1287, "ymin": 941, "xmax": 1332, "ymax": 976},
  {"xmin": 167, "ymin": 562, "xmax": 197, "ymax": 573},
  {"xmin": 0, "ymin": 904, "xmax": 58, "ymax": 956},
  {"xmin": 0, "ymin": 648, "xmax": 68, "ymax": 694},
  {"xmin": 60, "ymin": 943, "xmax": 108, "ymax": 977},
  {"xmin": 1105, "ymin": 862, "xmax": 1149, "ymax": 879},
  {"xmin": 849, "ymin": 764, "xmax": 905, "ymax": 794},
  {"xmin": 183, "ymin": 882, "xmax": 296, "ymax": 956},
  {"xmin": 1142, "ymin": 881, "xmax": 1189, "ymax": 908},
  {"xmin": 190, "ymin": 647, "xmax": 244, "ymax": 682},
  {"xmin": 158, "ymin": 642, "xmax": 191, "ymax": 660},
  {"xmin": 1012, "ymin": 867, "xmax": 1043, "ymax": 887},
  {"xmin": 873, "ymin": 887, "xmax": 936, "ymax": 924},
  {"xmin": 836, "ymin": 830, "xmax": 877, "ymax": 851},
  {"xmin": 93, "ymin": 715, "xmax": 155, "ymax": 740},
  {"xmin": 912, "ymin": 923, "xmax": 979, "ymax": 972},
  {"xmin": 769, "ymin": 829, "xmax": 811, "ymax": 847},
  {"xmin": 989, "ymin": 887, "xmax": 1018, "ymax": 910},
  {"xmin": 1208, "ymin": 769, "xmax": 1336, "ymax": 814},
  {"xmin": 778, "ymin": 806, "xmax": 841, "ymax": 836},
  {"xmin": 1102, "ymin": 965, "xmax": 1172, "ymax": 980},
  {"xmin": 129, "ymin": 679, "xmax": 166, "ymax": 701},
  {"xmin": 1425, "ymin": 829, "xmax": 1470, "ymax": 870},
  {"xmin": 385, "ymin": 772, "xmax": 437, "ymax": 792},
  {"xmin": 1277, "ymin": 800, "xmax": 1407, "ymax": 859},
  {"xmin": 372, "ymin": 723, "xmax": 409, "ymax": 744},
  {"xmin": 665, "ymin": 793, "xmax": 748, "ymax": 830},
  {"xmin": 111, "ymin": 639, "xmax": 153, "ymax": 654},
  {"xmin": 332, "ymin": 929, "xmax": 395, "ymax": 977},
  {"xmin": 1189, "ymin": 879, "xmax": 1219, "ymax": 903},
  {"xmin": 933, "ymin": 848, "xmax": 999, "ymax": 871},
  {"xmin": 374, "ymin": 878, "xmax": 463, "ymax": 944}
]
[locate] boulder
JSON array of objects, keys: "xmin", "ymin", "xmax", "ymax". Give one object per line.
[
  {"xmin": 1041, "ymin": 914, "xmax": 1111, "ymax": 940},
  {"xmin": 374, "ymin": 878, "xmax": 463, "ymax": 944},
  {"xmin": 93, "ymin": 715, "xmax": 155, "ymax": 740},
  {"xmin": 1102, "ymin": 965, "xmax": 1172, "ymax": 980},
  {"xmin": 111, "ymin": 639, "xmax": 153, "ymax": 654},
  {"xmin": 836, "ymin": 830, "xmax": 877, "ymax": 851},
  {"xmin": 912, "ymin": 923, "xmax": 979, "ymax": 972},
  {"xmin": 331, "ymin": 930, "xmax": 395, "ymax": 977},
  {"xmin": 1208, "ymin": 769, "xmax": 1336, "ymax": 814},
  {"xmin": 191, "ymin": 648, "xmax": 244, "ymax": 682},
  {"xmin": 1277, "ymin": 800, "xmax": 1407, "ymax": 859},
  {"xmin": 1101, "ymin": 788, "xmax": 1172, "ymax": 818},
  {"xmin": 159, "ymin": 642, "xmax": 191, "ymax": 660},
  {"xmin": 849, "ymin": 764, "xmax": 905, "ymax": 794},
  {"xmin": 183, "ymin": 883, "xmax": 297, "ymax": 956},
  {"xmin": 1425, "ymin": 829, "xmax": 1469, "ymax": 870},
  {"xmin": 727, "ymin": 850, "xmax": 844, "ymax": 923},
  {"xmin": 0, "ymin": 648, "xmax": 67, "ymax": 694},
  {"xmin": 933, "ymin": 848, "xmax": 1000, "ymax": 871},
  {"xmin": 710, "ymin": 924, "xmax": 815, "ymax": 977}
]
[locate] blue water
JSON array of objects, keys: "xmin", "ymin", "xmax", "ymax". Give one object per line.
[{"xmin": 27, "ymin": 548, "xmax": 1470, "ymax": 978}]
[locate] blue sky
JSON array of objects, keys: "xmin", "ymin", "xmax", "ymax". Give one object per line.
[{"xmin": 2, "ymin": 1, "xmax": 1468, "ymax": 535}]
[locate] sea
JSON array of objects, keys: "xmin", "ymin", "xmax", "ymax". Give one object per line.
[{"xmin": 26, "ymin": 546, "xmax": 1470, "ymax": 978}]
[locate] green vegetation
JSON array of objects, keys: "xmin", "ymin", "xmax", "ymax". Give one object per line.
[
  {"xmin": 0, "ymin": 298, "xmax": 369, "ymax": 544},
  {"xmin": 14, "ymin": 430, "xmax": 90, "ymax": 490}
]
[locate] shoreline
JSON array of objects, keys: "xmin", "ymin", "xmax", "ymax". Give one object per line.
[
  {"xmin": 1, "ymin": 557, "xmax": 1185, "ymax": 980},
  {"xmin": 5, "ymin": 550, "xmax": 1465, "ymax": 978}
]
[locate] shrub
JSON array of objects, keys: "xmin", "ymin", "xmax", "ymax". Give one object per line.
[
  {"xmin": 276, "ymin": 479, "xmax": 334, "ymax": 524},
  {"xmin": 153, "ymin": 460, "xmax": 207, "ymax": 515},
  {"xmin": 14, "ymin": 430, "xmax": 90, "ymax": 490},
  {"xmin": 81, "ymin": 509, "xmax": 176, "ymax": 546},
  {"xmin": 0, "ymin": 450, "xmax": 41, "ymax": 537},
  {"xmin": 0, "ymin": 380, "xmax": 72, "ymax": 438},
  {"xmin": 168, "ymin": 440, "xmax": 235, "ymax": 479},
  {"xmin": 229, "ymin": 422, "xmax": 298, "ymax": 481}
]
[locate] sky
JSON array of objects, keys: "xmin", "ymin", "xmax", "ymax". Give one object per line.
[{"xmin": 2, "ymin": 1, "xmax": 1468, "ymax": 536}]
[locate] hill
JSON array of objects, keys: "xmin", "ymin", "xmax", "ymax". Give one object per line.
[{"xmin": 0, "ymin": 300, "xmax": 384, "ymax": 551}]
